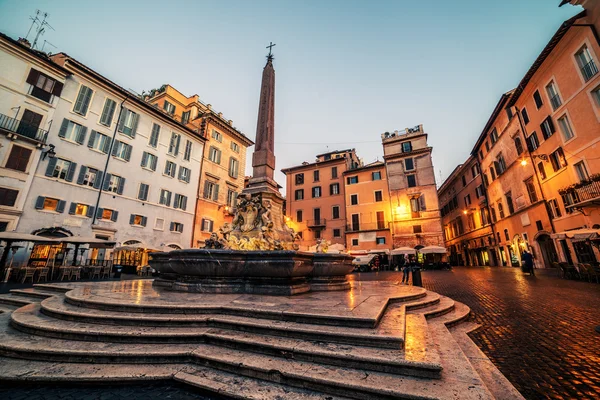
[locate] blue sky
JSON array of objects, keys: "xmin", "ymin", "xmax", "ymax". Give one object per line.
[{"xmin": 0, "ymin": 0, "xmax": 581, "ymax": 191}]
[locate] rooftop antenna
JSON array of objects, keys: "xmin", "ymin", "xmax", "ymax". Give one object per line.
[
  {"xmin": 25, "ymin": 10, "xmax": 41, "ymax": 40},
  {"xmin": 32, "ymin": 11, "xmax": 55, "ymax": 50},
  {"xmin": 41, "ymin": 40, "xmax": 56, "ymax": 53}
]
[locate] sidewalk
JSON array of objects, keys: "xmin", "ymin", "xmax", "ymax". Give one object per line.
[{"xmin": 0, "ymin": 274, "xmax": 152, "ymax": 294}]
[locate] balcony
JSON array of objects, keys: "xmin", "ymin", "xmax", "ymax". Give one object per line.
[
  {"xmin": 580, "ymin": 60, "xmax": 599, "ymax": 82},
  {"xmin": 0, "ymin": 113, "xmax": 48, "ymax": 143},
  {"xmin": 560, "ymin": 176, "xmax": 600, "ymax": 209},
  {"xmin": 306, "ymin": 219, "xmax": 326, "ymax": 229},
  {"xmin": 346, "ymin": 221, "xmax": 388, "ymax": 233}
]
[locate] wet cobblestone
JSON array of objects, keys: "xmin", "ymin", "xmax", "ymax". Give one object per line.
[{"xmin": 359, "ymin": 267, "xmax": 600, "ymax": 400}]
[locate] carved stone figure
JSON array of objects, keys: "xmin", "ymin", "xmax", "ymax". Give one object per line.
[{"xmin": 204, "ymin": 232, "xmax": 224, "ymax": 249}]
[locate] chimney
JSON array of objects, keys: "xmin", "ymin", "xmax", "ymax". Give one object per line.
[{"xmin": 17, "ymin": 38, "xmax": 31, "ymax": 48}]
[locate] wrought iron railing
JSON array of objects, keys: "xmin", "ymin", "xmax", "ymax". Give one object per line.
[
  {"xmin": 306, "ymin": 219, "xmax": 326, "ymax": 228},
  {"xmin": 346, "ymin": 221, "xmax": 388, "ymax": 232},
  {"xmin": 580, "ymin": 60, "xmax": 599, "ymax": 82},
  {"xmin": 560, "ymin": 177, "xmax": 600, "ymax": 208},
  {"xmin": 0, "ymin": 113, "xmax": 48, "ymax": 142}
]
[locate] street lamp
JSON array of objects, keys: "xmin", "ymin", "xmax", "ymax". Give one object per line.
[{"xmin": 520, "ymin": 154, "xmax": 548, "ymax": 167}]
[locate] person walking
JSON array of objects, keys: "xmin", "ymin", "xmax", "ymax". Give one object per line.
[
  {"xmin": 401, "ymin": 256, "xmax": 413, "ymax": 284},
  {"xmin": 522, "ymin": 250, "xmax": 535, "ymax": 276}
]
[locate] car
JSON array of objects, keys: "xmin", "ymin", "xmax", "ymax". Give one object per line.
[{"xmin": 352, "ymin": 254, "xmax": 379, "ymax": 272}]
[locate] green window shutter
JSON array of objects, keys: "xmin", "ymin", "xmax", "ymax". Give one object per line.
[
  {"xmin": 141, "ymin": 152, "xmax": 148, "ymax": 167},
  {"xmin": 45, "ymin": 157, "xmax": 57, "ymax": 177},
  {"xmin": 73, "ymin": 87, "xmax": 86, "ymax": 113},
  {"xmin": 76, "ymin": 166, "xmax": 87, "ymax": 185},
  {"xmin": 65, "ymin": 162, "xmax": 77, "ymax": 182},
  {"xmin": 213, "ymin": 184, "xmax": 219, "ymax": 201},
  {"xmin": 35, "ymin": 196, "xmax": 45, "ymax": 209},
  {"xmin": 96, "ymin": 208, "xmax": 104, "ymax": 218},
  {"xmin": 111, "ymin": 210, "xmax": 119, "ymax": 222},
  {"xmin": 178, "ymin": 223, "xmax": 184, "ymax": 233},
  {"xmin": 124, "ymin": 144, "xmax": 132, "ymax": 161},
  {"xmin": 167, "ymin": 191, "xmax": 172, "ymax": 206},
  {"xmin": 107, "ymin": 100, "xmax": 116, "ymax": 125},
  {"xmin": 87, "ymin": 130, "xmax": 96, "ymax": 148},
  {"xmin": 129, "ymin": 214, "xmax": 135, "ymax": 224},
  {"xmin": 81, "ymin": 87, "xmax": 93, "ymax": 114},
  {"xmin": 86, "ymin": 206, "xmax": 95, "ymax": 218},
  {"xmin": 58, "ymin": 119, "xmax": 69, "ymax": 138},
  {"xmin": 69, "ymin": 202, "xmax": 77, "ymax": 215},
  {"xmin": 175, "ymin": 135, "xmax": 181, "ymax": 155},
  {"xmin": 117, "ymin": 177, "xmax": 125, "ymax": 195},
  {"xmin": 170, "ymin": 222, "xmax": 175, "ymax": 231},
  {"xmin": 141, "ymin": 216, "xmax": 147, "ymax": 227},
  {"xmin": 173, "ymin": 194, "xmax": 180, "ymax": 209},
  {"xmin": 93, "ymin": 171, "xmax": 103, "ymax": 190},
  {"xmin": 419, "ymin": 195, "xmax": 427, "ymax": 211},
  {"xmin": 112, "ymin": 141, "xmax": 120, "ymax": 156},
  {"xmin": 117, "ymin": 110, "xmax": 126, "ymax": 133},
  {"xmin": 203, "ymin": 183, "xmax": 209, "ymax": 199},
  {"xmin": 102, "ymin": 136, "xmax": 112, "ymax": 154},
  {"xmin": 103, "ymin": 174, "xmax": 112, "ymax": 191},
  {"xmin": 182, "ymin": 196, "xmax": 187, "ymax": 211},
  {"xmin": 56, "ymin": 200, "xmax": 66, "ymax": 213},
  {"xmin": 151, "ymin": 155, "xmax": 157, "ymax": 171},
  {"xmin": 76, "ymin": 126, "xmax": 87, "ymax": 145},
  {"xmin": 130, "ymin": 113, "xmax": 139, "ymax": 138}
]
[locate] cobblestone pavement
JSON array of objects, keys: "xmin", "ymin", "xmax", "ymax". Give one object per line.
[
  {"xmin": 353, "ymin": 267, "xmax": 600, "ymax": 400},
  {"xmin": 2, "ymin": 267, "xmax": 598, "ymax": 399}
]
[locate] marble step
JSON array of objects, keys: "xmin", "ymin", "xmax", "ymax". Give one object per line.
[
  {"xmin": 0, "ymin": 306, "xmax": 440, "ymax": 378},
  {"xmin": 402, "ymin": 291, "xmax": 441, "ymax": 310},
  {"xmin": 61, "ymin": 283, "xmax": 429, "ymax": 329},
  {"xmin": 10, "ymin": 288, "xmax": 60, "ymax": 300},
  {"xmin": 185, "ymin": 342, "xmax": 492, "ymax": 400},
  {"xmin": 417, "ymin": 296, "xmax": 456, "ymax": 320},
  {"xmin": 435, "ymin": 301, "xmax": 471, "ymax": 328},
  {"xmin": 40, "ymin": 296, "xmax": 405, "ymax": 349},
  {"xmin": 32, "ymin": 283, "xmax": 73, "ymax": 293},
  {"xmin": 450, "ymin": 322, "xmax": 525, "ymax": 400},
  {"xmin": 175, "ymin": 367, "xmax": 353, "ymax": 400},
  {"xmin": 0, "ymin": 354, "xmax": 189, "ymax": 383},
  {"xmin": 0, "ymin": 294, "xmax": 33, "ymax": 307}
]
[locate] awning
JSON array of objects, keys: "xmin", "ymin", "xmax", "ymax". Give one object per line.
[
  {"xmin": 391, "ymin": 247, "xmax": 416, "ymax": 255},
  {"xmin": 551, "ymin": 229, "xmax": 600, "ymax": 242},
  {"xmin": 0, "ymin": 232, "xmax": 57, "ymax": 243},
  {"xmin": 419, "ymin": 245, "xmax": 447, "ymax": 254},
  {"xmin": 368, "ymin": 249, "xmax": 390, "ymax": 255},
  {"xmin": 58, "ymin": 236, "xmax": 116, "ymax": 248},
  {"xmin": 348, "ymin": 250, "xmax": 368, "ymax": 256}
]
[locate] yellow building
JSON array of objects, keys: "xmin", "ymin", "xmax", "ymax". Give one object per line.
[{"xmin": 144, "ymin": 85, "xmax": 254, "ymax": 246}]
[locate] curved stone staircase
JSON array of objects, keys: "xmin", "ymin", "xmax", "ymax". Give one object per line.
[{"xmin": 0, "ymin": 281, "xmax": 523, "ymax": 399}]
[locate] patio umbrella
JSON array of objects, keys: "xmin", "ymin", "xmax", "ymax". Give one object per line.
[
  {"xmin": 419, "ymin": 245, "xmax": 447, "ymax": 254},
  {"xmin": 58, "ymin": 236, "xmax": 116, "ymax": 248},
  {"xmin": 0, "ymin": 232, "xmax": 57, "ymax": 271},
  {"xmin": 391, "ymin": 247, "xmax": 416, "ymax": 255}
]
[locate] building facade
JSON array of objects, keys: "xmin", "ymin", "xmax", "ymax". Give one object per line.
[
  {"xmin": 144, "ymin": 85, "xmax": 253, "ymax": 246},
  {"xmin": 0, "ymin": 34, "xmax": 67, "ymax": 232},
  {"xmin": 13, "ymin": 53, "xmax": 206, "ymax": 268},
  {"xmin": 282, "ymin": 149, "xmax": 360, "ymax": 250},
  {"xmin": 382, "ymin": 125, "xmax": 444, "ymax": 250},
  {"xmin": 438, "ymin": 156, "xmax": 495, "ymax": 266},
  {"xmin": 507, "ymin": 8, "xmax": 600, "ymax": 265},
  {"xmin": 343, "ymin": 161, "xmax": 393, "ymax": 252}
]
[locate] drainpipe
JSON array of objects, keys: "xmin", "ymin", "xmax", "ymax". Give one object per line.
[
  {"xmin": 191, "ymin": 115, "xmax": 208, "ymax": 248},
  {"xmin": 514, "ymin": 107, "xmax": 556, "ymax": 234},
  {"xmin": 91, "ymin": 96, "xmax": 128, "ymax": 226}
]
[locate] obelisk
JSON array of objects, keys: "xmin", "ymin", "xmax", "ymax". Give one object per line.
[
  {"xmin": 244, "ymin": 43, "xmax": 281, "ymax": 197},
  {"xmin": 241, "ymin": 43, "xmax": 287, "ymax": 239}
]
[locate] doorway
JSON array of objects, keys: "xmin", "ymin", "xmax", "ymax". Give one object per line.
[{"xmin": 536, "ymin": 234, "xmax": 558, "ymax": 268}]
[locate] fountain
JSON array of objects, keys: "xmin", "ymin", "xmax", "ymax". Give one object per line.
[{"xmin": 149, "ymin": 49, "xmax": 353, "ymax": 295}]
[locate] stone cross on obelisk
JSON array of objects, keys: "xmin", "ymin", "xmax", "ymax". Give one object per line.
[{"xmin": 244, "ymin": 43, "xmax": 281, "ymax": 197}]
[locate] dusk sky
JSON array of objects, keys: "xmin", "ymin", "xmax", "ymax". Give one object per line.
[{"xmin": 0, "ymin": 0, "xmax": 581, "ymax": 192}]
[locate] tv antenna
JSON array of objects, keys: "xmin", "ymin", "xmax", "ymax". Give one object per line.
[
  {"xmin": 25, "ymin": 10, "xmax": 41, "ymax": 40},
  {"xmin": 42, "ymin": 40, "xmax": 56, "ymax": 53},
  {"xmin": 31, "ymin": 11, "xmax": 55, "ymax": 50}
]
